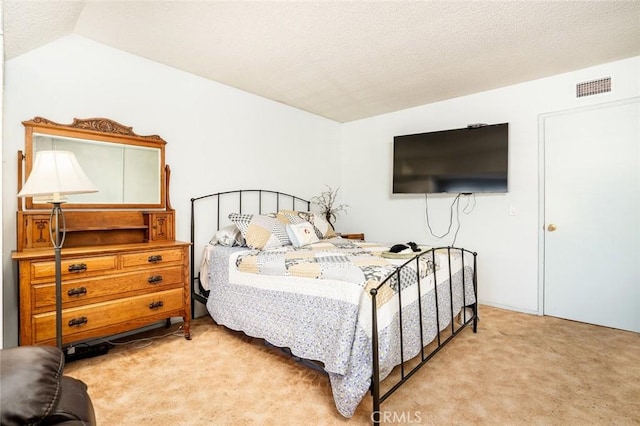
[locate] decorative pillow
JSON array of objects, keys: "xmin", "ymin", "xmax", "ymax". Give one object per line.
[
  {"xmin": 278, "ymin": 210, "xmax": 336, "ymax": 239},
  {"xmin": 286, "ymin": 222, "xmax": 320, "ymax": 247},
  {"xmin": 209, "ymin": 224, "xmax": 245, "ymax": 247},
  {"xmin": 228, "ymin": 213, "xmax": 290, "ymax": 249}
]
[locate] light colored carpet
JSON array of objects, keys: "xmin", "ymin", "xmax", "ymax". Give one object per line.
[{"xmin": 64, "ymin": 306, "xmax": 640, "ymax": 425}]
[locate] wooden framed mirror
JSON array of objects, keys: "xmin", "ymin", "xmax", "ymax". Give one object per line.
[
  {"xmin": 22, "ymin": 117, "xmax": 166, "ymax": 210},
  {"xmin": 17, "ymin": 117, "xmax": 175, "ymax": 251}
]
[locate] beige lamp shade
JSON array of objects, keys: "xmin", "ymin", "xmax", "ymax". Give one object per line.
[{"xmin": 18, "ymin": 150, "xmax": 98, "ymax": 202}]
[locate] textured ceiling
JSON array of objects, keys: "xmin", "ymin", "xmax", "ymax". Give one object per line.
[{"xmin": 4, "ymin": 1, "xmax": 640, "ymax": 122}]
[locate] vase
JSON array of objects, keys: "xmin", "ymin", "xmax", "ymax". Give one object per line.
[{"xmin": 325, "ymin": 212, "xmax": 335, "ymax": 230}]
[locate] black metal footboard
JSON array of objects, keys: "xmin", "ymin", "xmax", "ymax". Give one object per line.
[{"xmin": 369, "ymin": 247, "xmax": 478, "ymax": 425}]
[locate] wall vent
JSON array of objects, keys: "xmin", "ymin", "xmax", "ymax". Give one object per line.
[{"xmin": 576, "ymin": 77, "xmax": 611, "ymax": 97}]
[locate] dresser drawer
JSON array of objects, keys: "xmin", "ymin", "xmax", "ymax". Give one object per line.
[
  {"xmin": 32, "ymin": 288, "xmax": 184, "ymax": 343},
  {"xmin": 15, "ymin": 240, "xmax": 191, "ymax": 347},
  {"xmin": 120, "ymin": 248, "xmax": 184, "ymax": 268},
  {"xmin": 31, "ymin": 255, "xmax": 118, "ymax": 281},
  {"xmin": 32, "ymin": 266, "xmax": 185, "ymax": 311}
]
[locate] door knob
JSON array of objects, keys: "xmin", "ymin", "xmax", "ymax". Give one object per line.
[{"xmin": 547, "ymin": 224, "xmax": 557, "ymax": 232}]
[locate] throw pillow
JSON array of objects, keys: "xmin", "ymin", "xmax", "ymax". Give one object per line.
[
  {"xmin": 229, "ymin": 213, "xmax": 290, "ymax": 249},
  {"xmin": 277, "ymin": 210, "xmax": 337, "ymax": 239},
  {"xmin": 286, "ymin": 222, "xmax": 320, "ymax": 247},
  {"xmin": 209, "ymin": 224, "xmax": 246, "ymax": 247}
]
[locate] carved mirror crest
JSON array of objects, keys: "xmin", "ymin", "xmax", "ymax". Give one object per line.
[{"xmin": 21, "ymin": 117, "xmax": 167, "ymax": 210}]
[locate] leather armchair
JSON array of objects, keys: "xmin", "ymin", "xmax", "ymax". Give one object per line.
[{"xmin": 0, "ymin": 345, "xmax": 96, "ymax": 426}]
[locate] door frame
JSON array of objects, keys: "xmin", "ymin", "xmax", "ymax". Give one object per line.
[{"xmin": 537, "ymin": 96, "xmax": 640, "ymax": 317}]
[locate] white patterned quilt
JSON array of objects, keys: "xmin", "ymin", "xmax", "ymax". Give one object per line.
[{"xmin": 202, "ymin": 238, "xmax": 476, "ymax": 417}]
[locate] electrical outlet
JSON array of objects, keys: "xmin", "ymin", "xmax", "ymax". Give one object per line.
[{"xmin": 509, "ymin": 205, "xmax": 519, "ymax": 216}]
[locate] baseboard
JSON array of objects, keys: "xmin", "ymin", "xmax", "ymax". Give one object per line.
[{"xmin": 478, "ymin": 301, "xmax": 540, "ymax": 316}]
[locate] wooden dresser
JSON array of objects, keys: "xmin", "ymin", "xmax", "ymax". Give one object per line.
[
  {"xmin": 13, "ymin": 241, "xmax": 190, "ymax": 346},
  {"xmin": 12, "ymin": 117, "xmax": 191, "ymax": 347}
]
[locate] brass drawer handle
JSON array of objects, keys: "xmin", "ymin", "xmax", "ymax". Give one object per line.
[
  {"xmin": 147, "ymin": 275, "xmax": 163, "ymax": 284},
  {"xmin": 147, "ymin": 255, "xmax": 163, "ymax": 263},
  {"xmin": 67, "ymin": 287, "xmax": 87, "ymax": 297},
  {"xmin": 148, "ymin": 301, "xmax": 164, "ymax": 310},
  {"xmin": 68, "ymin": 316, "xmax": 88, "ymax": 327},
  {"xmin": 68, "ymin": 263, "xmax": 87, "ymax": 273}
]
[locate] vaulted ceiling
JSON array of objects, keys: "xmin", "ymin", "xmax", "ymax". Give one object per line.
[{"xmin": 4, "ymin": 1, "xmax": 640, "ymax": 122}]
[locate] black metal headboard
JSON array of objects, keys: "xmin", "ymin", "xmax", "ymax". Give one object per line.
[{"xmin": 189, "ymin": 189, "xmax": 311, "ymax": 316}]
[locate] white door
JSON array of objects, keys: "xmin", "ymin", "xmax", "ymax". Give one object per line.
[{"xmin": 542, "ymin": 98, "xmax": 640, "ymax": 333}]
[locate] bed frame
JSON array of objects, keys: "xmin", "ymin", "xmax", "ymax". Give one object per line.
[{"xmin": 190, "ymin": 189, "xmax": 478, "ymax": 424}]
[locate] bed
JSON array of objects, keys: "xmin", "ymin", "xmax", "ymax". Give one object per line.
[{"xmin": 190, "ymin": 190, "xmax": 478, "ymax": 423}]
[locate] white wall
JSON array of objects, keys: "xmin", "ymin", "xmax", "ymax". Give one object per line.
[
  {"xmin": 339, "ymin": 56, "xmax": 640, "ymax": 314},
  {"xmin": 1, "ymin": 35, "xmax": 341, "ymax": 346},
  {"xmin": 0, "ymin": 3, "xmax": 4, "ymax": 348}
]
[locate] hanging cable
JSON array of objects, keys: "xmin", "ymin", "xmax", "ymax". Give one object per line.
[
  {"xmin": 462, "ymin": 193, "xmax": 476, "ymax": 214},
  {"xmin": 424, "ymin": 193, "xmax": 460, "ymax": 239},
  {"xmin": 424, "ymin": 193, "xmax": 476, "ymax": 246}
]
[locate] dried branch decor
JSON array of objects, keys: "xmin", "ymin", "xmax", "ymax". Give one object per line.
[{"xmin": 310, "ymin": 185, "xmax": 349, "ymax": 228}]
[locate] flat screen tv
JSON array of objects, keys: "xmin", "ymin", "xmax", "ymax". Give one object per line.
[{"xmin": 392, "ymin": 123, "xmax": 509, "ymax": 194}]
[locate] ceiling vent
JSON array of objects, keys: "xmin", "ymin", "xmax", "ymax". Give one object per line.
[{"xmin": 576, "ymin": 77, "xmax": 611, "ymax": 97}]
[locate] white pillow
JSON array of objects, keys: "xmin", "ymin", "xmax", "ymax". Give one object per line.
[
  {"xmin": 286, "ymin": 222, "xmax": 320, "ymax": 247},
  {"xmin": 210, "ymin": 224, "xmax": 246, "ymax": 247}
]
